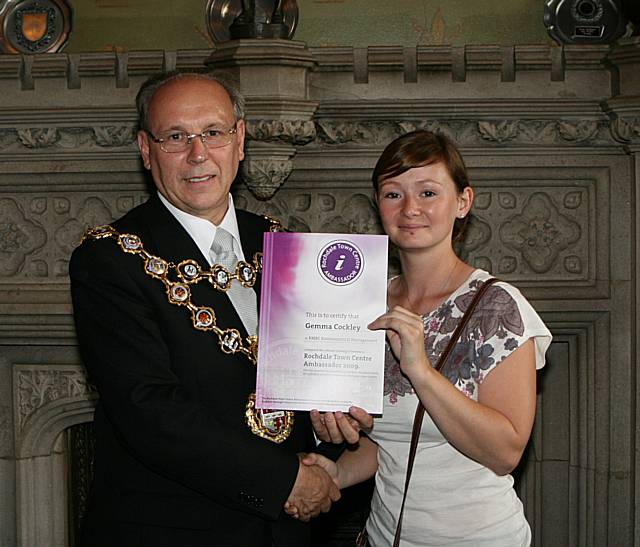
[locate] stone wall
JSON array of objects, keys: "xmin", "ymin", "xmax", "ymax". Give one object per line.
[
  {"xmin": 61, "ymin": 0, "xmax": 552, "ymax": 52},
  {"xmin": 0, "ymin": 38, "xmax": 639, "ymax": 546}
]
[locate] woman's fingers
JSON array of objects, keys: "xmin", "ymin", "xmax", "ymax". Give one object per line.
[
  {"xmin": 310, "ymin": 407, "xmax": 374, "ymax": 444},
  {"xmin": 310, "ymin": 409, "xmax": 331, "ymax": 442},
  {"xmin": 369, "ymin": 306, "xmax": 431, "ymax": 380},
  {"xmin": 348, "ymin": 406, "xmax": 374, "ymax": 431},
  {"xmin": 369, "ymin": 306, "xmax": 423, "ymax": 334},
  {"xmin": 333, "ymin": 411, "xmax": 361, "ymax": 444}
]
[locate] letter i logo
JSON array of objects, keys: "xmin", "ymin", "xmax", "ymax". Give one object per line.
[{"xmin": 318, "ymin": 240, "xmax": 363, "ymax": 285}]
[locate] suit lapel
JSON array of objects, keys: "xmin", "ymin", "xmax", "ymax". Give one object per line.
[
  {"xmin": 142, "ymin": 195, "xmax": 208, "ymax": 264},
  {"xmin": 236, "ymin": 209, "xmax": 265, "ymax": 314},
  {"xmin": 140, "ymin": 195, "xmax": 248, "ymax": 337}
]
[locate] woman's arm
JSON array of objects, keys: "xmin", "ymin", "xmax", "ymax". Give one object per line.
[
  {"xmin": 284, "ymin": 436, "xmax": 379, "ymax": 519},
  {"xmin": 369, "ymin": 306, "xmax": 537, "ymax": 475},
  {"xmin": 334, "ymin": 435, "xmax": 379, "ymax": 489},
  {"xmin": 413, "ymin": 340, "xmax": 536, "ymax": 475},
  {"xmin": 302, "ymin": 435, "xmax": 379, "ymax": 489}
]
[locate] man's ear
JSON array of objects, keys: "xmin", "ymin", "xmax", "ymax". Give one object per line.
[
  {"xmin": 236, "ymin": 119, "xmax": 246, "ymax": 161},
  {"xmin": 137, "ymin": 130, "xmax": 151, "ymax": 170}
]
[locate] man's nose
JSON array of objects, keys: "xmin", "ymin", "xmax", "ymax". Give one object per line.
[{"xmin": 187, "ymin": 134, "xmax": 207, "ymax": 163}]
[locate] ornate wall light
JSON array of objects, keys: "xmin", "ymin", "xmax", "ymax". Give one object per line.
[
  {"xmin": 206, "ymin": 0, "xmax": 298, "ymax": 42},
  {"xmin": 544, "ymin": 0, "xmax": 629, "ymax": 44},
  {"xmin": 0, "ymin": 0, "xmax": 73, "ymax": 54}
]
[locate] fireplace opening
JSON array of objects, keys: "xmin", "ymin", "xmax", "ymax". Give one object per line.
[{"xmin": 66, "ymin": 422, "xmax": 95, "ymax": 547}]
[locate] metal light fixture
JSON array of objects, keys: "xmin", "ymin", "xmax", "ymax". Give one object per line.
[
  {"xmin": 544, "ymin": 0, "xmax": 629, "ymax": 44},
  {"xmin": 0, "ymin": 0, "xmax": 73, "ymax": 54},
  {"xmin": 206, "ymin": 0, "xmax": 298, "ymax": 43}
]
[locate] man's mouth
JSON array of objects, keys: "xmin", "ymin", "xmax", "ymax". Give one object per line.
[{"xmin": 185, "ymin": 175, "xmax": 214, "ymax": 183}]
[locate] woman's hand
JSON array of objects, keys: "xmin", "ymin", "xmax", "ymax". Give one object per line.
[
  {"xmin": 310, "ymin": 406, "xmax": 373, "ymax": 444},
  {"xmin": 368, "ymin": 305, "xmax": 432, "ymax": 383}
]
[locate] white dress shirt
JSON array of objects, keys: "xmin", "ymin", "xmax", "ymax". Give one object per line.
[{"xmin": 157, "ymin": 191, "xmax": 247, "ymax": 266}]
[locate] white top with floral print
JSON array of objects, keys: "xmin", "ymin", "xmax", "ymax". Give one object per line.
[{"xmin": 366, "ymin": 269, "xmax": 552, "ymax": 547}]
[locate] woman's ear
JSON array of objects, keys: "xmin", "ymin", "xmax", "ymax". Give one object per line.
[{"xmin": 457, "ymin": 186, "xmax": 474, "ymax": 218}]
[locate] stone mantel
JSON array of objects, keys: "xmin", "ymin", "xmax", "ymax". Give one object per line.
[{"xmin": 0, "ymin": 38, "xmax": 639, "ymax": 546}]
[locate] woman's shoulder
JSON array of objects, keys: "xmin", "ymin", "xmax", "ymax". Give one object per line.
[
  {"xmin": 452, "ymin": 270, "xmax": 522, "ymax": 333},
  {"xmin": 457, "ymin": 269, "xmax": 552, "ymax": 365},
  {"xmin": 462, "ymin": 269, "xmax": 528, "ymax": 305},
  {"xmin": 453, "ymin": 269, "xmax": 549, "ymax": 334}
]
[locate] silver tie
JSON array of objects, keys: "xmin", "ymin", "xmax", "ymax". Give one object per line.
[{"xmin": 210, "ymin": 227, "xmax": 258, "ymax": 336}]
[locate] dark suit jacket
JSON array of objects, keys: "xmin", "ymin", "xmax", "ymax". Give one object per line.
[{"xmin": 70, "ymin": 194, "xmax": 314, "ymax": 547}]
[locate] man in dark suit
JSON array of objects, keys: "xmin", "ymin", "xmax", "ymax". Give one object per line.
[{"xmin": 69, "ymin": 69, "xmax": 340, "ymax": 547}]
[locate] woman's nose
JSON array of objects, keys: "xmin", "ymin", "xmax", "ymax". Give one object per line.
[{"xmin": 402, "ymin": 196, "xmax": 420, "ymax": 215}]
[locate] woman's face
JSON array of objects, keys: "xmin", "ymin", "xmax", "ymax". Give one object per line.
[{"xmin": 375, "ymin": 161, "xmax": 472, "ymax": 253}]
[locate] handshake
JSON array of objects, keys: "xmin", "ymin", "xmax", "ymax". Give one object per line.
[{"xmin": 284, "ymin": 407, "xmax": 372, "ymax": 522}]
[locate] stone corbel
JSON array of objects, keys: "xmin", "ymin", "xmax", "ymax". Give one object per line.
[
  {"xmin": 610, "ymin": 115, "xmax": 640, "ymax": 144},
  {"xmin": 240, "ymin": 117, "xmax": 315, "ymax": 199},
  {"xmin": 602, "ymin": 95, "xmax": 640, "ymax": 147},
  {"xmin": 240, "ymin": 142, "xmax": 295, "ymax": 200}
]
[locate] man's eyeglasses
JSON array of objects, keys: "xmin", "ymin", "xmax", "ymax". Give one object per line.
[{"xmin": 147, "ymin": 124, "xmax": 238, "ymax": 153}]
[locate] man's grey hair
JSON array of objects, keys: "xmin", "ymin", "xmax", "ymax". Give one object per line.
[{"xmin": 135, "ymin": 69, "xmax": 245, "ymax": 132}]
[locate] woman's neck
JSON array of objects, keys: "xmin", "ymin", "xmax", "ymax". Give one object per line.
[{"xmin": 391, "ymin": 248, "xmax": 473, "ymax": 315}]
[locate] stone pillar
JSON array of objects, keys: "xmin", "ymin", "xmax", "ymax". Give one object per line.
[
  {"xmin": 602, "ymin": 36, "xmax": 640, "ymax": 545},
  {"xmin": 205, "ymin": 40, "xmax": 318, "ymax": 200}
]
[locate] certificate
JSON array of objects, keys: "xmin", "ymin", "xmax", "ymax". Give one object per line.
[{"xmin": 256, "ymin": 232, "xmax": 388, "ymax": 413}]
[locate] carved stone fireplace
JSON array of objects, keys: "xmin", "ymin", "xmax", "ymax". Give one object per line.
[{"xmin": 1, "ymin": 37, "xmax": 639, "ymax": 546}]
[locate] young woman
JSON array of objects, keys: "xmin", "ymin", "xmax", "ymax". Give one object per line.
[{"xmin": 294, "ymin": 130, "xmax": 552, "ymax": 546}]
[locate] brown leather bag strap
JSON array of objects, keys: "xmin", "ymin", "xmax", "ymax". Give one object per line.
[{"xmin": 391, "ymin": 277, "xmax": 499, "ymax": 547}]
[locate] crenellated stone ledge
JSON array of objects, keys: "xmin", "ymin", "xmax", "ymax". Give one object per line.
[{"xmin": 0, "ymin": 43, "xmax": 616, "ymax": 94}]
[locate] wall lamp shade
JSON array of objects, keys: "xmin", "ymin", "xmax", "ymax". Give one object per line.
[
  {"xmin": 206, "ymin": 0, "xmax": 298, "ymax": 43},
  {"xmin": 544, "ymin": 0, "xmax": 629, "ymax": 44},
  {"xmin": 0, "ymin": 0, "xmax": 73, "ymax": 54}
]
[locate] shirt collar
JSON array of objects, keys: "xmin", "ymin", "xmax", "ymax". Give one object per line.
[{"xmin": 157, "ymin": 191, "xmax": 245, "ymax": 265}]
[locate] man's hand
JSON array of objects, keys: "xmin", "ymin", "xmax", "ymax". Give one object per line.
[{"xmin": 283, "ymin": 454, "xmax": 341, "ymax": 522}]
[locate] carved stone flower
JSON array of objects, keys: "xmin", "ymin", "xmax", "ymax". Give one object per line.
[
  {"xmin": 93, "ymin": 126, "xmax": 136, "ymax": 147},
  {"xmin": 499, "ymin": 193, "xmax": 580, "ymax": 273},
  {"xmin": 0, "ymin": 198, "xmax": 46, "ymax": 276},
  {"xmin": 55, "ymin": 197, "xmax": 114, "ymax": 256},
  {"xmin": 17, "ymin": 128, "xmax": 59, "ymax": 148}
]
